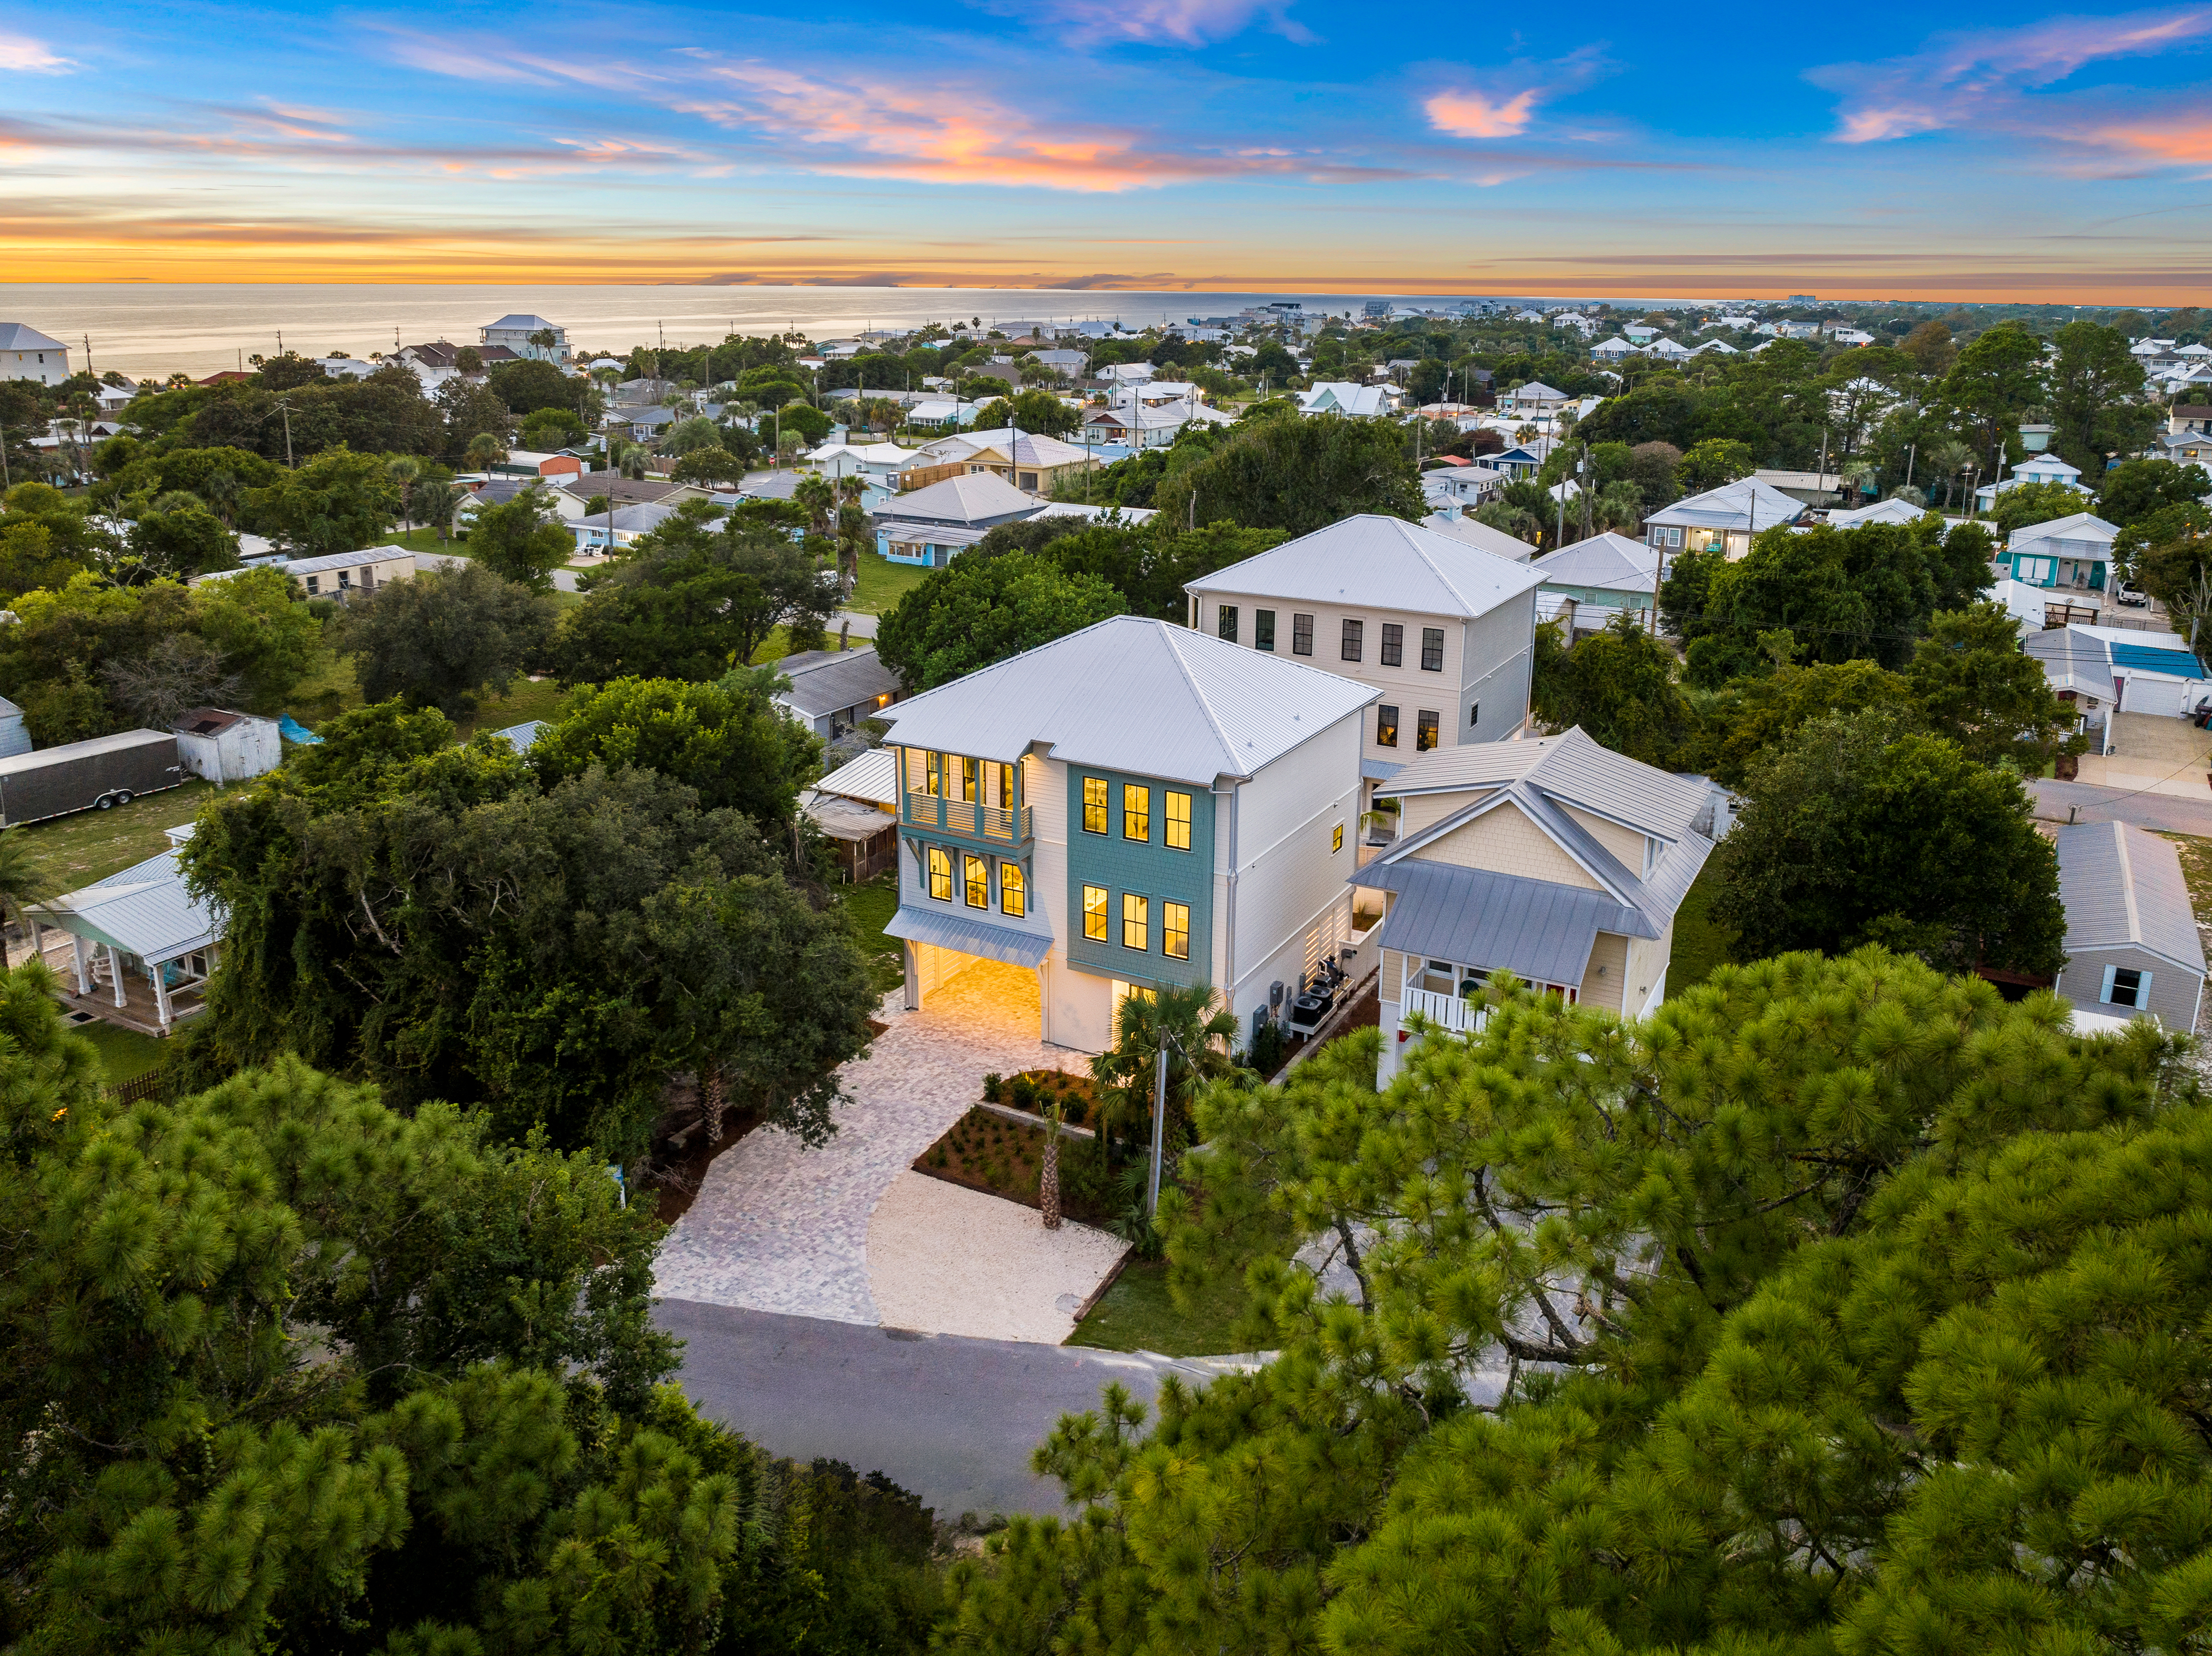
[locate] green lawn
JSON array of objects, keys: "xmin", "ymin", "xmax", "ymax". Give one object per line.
[
  {"xmin": 841, "ymin": 871, "xmax": 905, "ymax": 997},
  {"xmin": 18, "ymin": 780, "xmax": 217, "ymax": 891},
  {"xmin": 847, "ymin": 551, "xmax": 930, "ymax": 615},
  {"xmin": 379, "ymin": 525, "xmax": 465, "ymax": 555},
  {"xmin": 70, "ymin": 1018, "xmax": 169, "ymax": 1085},
  {"xmin": 1067, "ymin": 1259, "xmax": 1252, "ymax": 1357},
  {"xmin": 452, "ymin": 677, "xmax": 575, "ymax": 742},
  {"xmin": 1667, "ymin": 856, "xmax": 1737, "ymax": 998}
]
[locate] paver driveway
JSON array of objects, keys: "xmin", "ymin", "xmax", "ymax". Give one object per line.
[{"xmin": 655, "ymin": 958, "xmax": 1081, "ymax": 1325}]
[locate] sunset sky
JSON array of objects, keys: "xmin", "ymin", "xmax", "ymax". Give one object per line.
[{"xmin": 4, "ymin": 0, "xmax": 2211, "ymax": 300}]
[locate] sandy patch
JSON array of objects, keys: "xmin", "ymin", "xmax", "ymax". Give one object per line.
[{"xmin": 867, "ymin": 1171, "xmax": 1128, "ymax": 1344}]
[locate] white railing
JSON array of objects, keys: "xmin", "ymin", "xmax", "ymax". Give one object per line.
[{"xmin": 1403, "ymin": 987, "xmax": 1484, "ymax": 1034}]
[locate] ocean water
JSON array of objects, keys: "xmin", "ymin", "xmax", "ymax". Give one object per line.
[{"xmin": 0, "ymin": 283, "xmax": 1549, "ymax": 382}]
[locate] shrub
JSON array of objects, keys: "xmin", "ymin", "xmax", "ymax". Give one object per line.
[
  {"xmin": 981, "ymin": 1072, "xmax": 1003, "ymax": 1102},
  {"xmin": 1010, "ymin": 1075, "xmax": 1037, "ymax": 1110}
]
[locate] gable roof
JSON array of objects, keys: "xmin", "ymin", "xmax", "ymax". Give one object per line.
[
  {"xmin": 0, "ymin": 323, "xmax": 66, "ymax": 353},
  {"xmin": 2008, "ymin": 511, "xmax": 2120, "ymax": 550},
  {"xmin": 1371, "ymin": 728, "xmax": 1719, "ymax": 934},
  {"xmin": 773, "ymin": 647, "xmax": 898, "ymax": 718},
  {"xmin": 1643, "ymin": 476, "xmax": 1807, "ymax": 532},
  {"xmin": 1826, "ymin": 496, "xmax": 1932, "ymax": 529},
  {"xmin": 879, "ymin": 614, "xmax": 1379, "ymax": 785},
  {"xmin": 2057, "ymin": 821, "xmax": 2207, "ymax": 976},
  {"xmin": 1533, "ymin": 532, "xmax": 1659, "ymax": 594},
  {"xmin": 1184, "ymin": 513, "xmax": 1542, "ymax": 617},
  {"xmin": 29, "ymin": 849, "xmax": 220, "ymax": 966},
  {"xmin": 875, "ymin": 469, "xmax": 1039, "ymax": 525}
]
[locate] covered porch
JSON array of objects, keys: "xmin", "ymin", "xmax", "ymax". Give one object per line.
[
  {"xmin": 23, "ymin": 849, "xmax": 221, "ymax": 1036},
  {"xmin": 886, "ymin": 905, "xmax": 1050, "ymax": 1042}
]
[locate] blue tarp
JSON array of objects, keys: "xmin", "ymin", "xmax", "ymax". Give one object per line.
[
  {"xmin": 2110, "ymin": 643, "xmax": 2207, "ymax": 679},
  {"xmin": 278, "ymin": 714, "xmax": 324, "ymax": 745}
]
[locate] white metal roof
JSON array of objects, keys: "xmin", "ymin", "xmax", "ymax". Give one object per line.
[
  {"xmin": 879, "ymin": 614, "xmax": 1380, "ymax": 785},
  {"xmin": 29, "ymin": 849, "xmax": 220, "ymax": 966},
  {"xmin": 285, "ymin": 545, "xmax": 415, "ymax": 575},
  {"xmin": 1184, "ymin": 513, "xmax": 1542, "ymax": 617},
  {"xmin": 1422, "ymin": 512, "xmax": 1536, "ymax": 562},
  {"xmin": 2058, "ymin": 821, "xmax": 2207, "ymax": 976},
  {"xmin": 1825, "ymin": 497, "xmax": 1931, "ymax": 529},
  {"xmin": 0, "ymin": 323, "xmax": 67, "ymax": 352},
  {"xmin": 814, "ymin": 746, "xmax": 898, "ymax": 806},
  {"xmin": 1643, "ymin": 477, "xmax": 1806, "ymax": 532},
  {"xmin": 876, "ymin": 470, "xmax": 1038, "ymax": 524},
  {"xmin": 1532, "ymin": 532, "xmax": 1659, "ymax": 594},
  {"xmin": 2008, "ymin": 512, "xmax": 2119, "ymax": 551}
]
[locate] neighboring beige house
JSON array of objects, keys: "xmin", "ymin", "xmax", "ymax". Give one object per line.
[{"xmin": 1352, "ymin": 728, "xmax": 1722, "ymax": 1084}]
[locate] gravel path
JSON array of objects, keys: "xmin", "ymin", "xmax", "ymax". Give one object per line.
[{"xmin": 655, "ymin": 958, "xmax": 1081, "ymax": 1326}]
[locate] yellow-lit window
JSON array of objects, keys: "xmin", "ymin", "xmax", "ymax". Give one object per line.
[
  {"xmin": 1163, "ymin": 901, "xmax": 1189, "ymax": 960},
  {"xmin": 1124, "ymin": 784, "xmax": 1150, "ymax": 841},
  {"xmin": 927, "ymin": 846, "xmax": 952, "ymax": 901},
  {"xmin": 995, "ymin": 761, "xmax": 1015, "ymax": 809},
  {"xmin": 958, "ymin": 757, "xmax": 978, "ymax": 802},
  {"xmin": 1000, "ymin": 862, "xmax": 1026, "ymax": 918},
  {"xmin": 1083, "ymin": 884, "xmax": 1108, "ymax": 940},
  {"xmin": 1332, "ymin": 823, "xmax": 1344, "ymax": 853},
  {"xmin": 1083, "ymin": 777, "xmax": 1108, "ymax": 835},
  {"xmin": 964, "ymin": 854, "xmax": 988, "ymax": 908},
  {"xmin": 1165, "ymin": 791, "xmax": 1191, "ymax": 851},
  {"xmin": 926, "ymin": 751, "xmax": 943, "ymax": 796},
  {"xmin": 1122, "ymin": 893, "xmax": 1148, "ymax": 951}
]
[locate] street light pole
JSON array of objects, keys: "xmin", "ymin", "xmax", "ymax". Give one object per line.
[{"xmin": 1148, "ymin": 1023, "xmax": 1169, "ymax": 1216}]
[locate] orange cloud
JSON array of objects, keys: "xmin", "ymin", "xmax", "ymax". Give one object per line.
[
  {"xmin": 1424, "ymin": 88, "xmax": 1538, "ymax": 140},
  {"xmin": 2096, "ymin": 119, "xmax": 2212, "ymax": 165}
]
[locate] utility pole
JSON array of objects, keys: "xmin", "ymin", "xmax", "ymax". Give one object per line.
[{"xmin": 1148, "ymin": 1023, "xmax": 1169, "ymax": 1216}]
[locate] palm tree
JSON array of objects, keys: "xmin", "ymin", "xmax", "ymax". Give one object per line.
[
  {"xmin": 793, "ymin": 472, "xmax": 835, "ymax": 541},
  {"xmin": 0, "ymin": 828, "xmax": 50, "ymax": 971},
  {"xmin": 464, "ymin": 432, "xmax": 505, "ymax": 473},
  {"xmin": 387, "ymin": 455, "xmax": 422, "ymax": 534},
  {"xmin": 1088, "ymin": 983, "xmax": 1238, "ymax": 1195}
]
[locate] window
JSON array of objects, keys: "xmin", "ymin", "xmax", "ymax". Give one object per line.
[
  {"xmin": 1217, "ymin": 604, "xmax": 1238, "ymax": 642},
  {"xmin": 1332, "ymin": 823, "xmax": 1344, "ymax": 853},
  {"xmin": 1083, "ymin": 776, "xmax": 1108, "ymax": 834},
  {"xmin": 1292, "ymin": 613, "xmax": 1314, "ymax": 656},
  {"xmin": 1380, "ymin": 623, "xmax": 1403, "ymax": 667},
  {"xmin": 995, "ymin": 761, "xmax": 1016, "ymax": 810},
  {"xmin": 1417, "ymin": 710, "xmax": 1440, "ymax": 751},
  {"xmin": 964, "ymin": 854, "xmax": 989, "ymax": 908},
  {"xmin": 1468, "ymin": 702, "xmax": 1479, "ymax": 729},
  {"xmin": 1377, "ymin": 705, "xmax": 1399, "ymax": 748},
  {"xmin": 926, "ymin": 751, "xmax": 943, "ymax": 796},
  {"xmin": 304, "ymin": 575, "xmax": 321, "ymax": 596},
  {"xmin": 1165, "ymin": 791, "xmax": 1192, "ymax": 851},
  {"xmin": 1123, "ymin": 784, "xmax": 1150, "ymax": 841},
  {"xmin": 1122, "ymin": 893, "xmax": 1149, "ymax": 951},
  {"xmin": 1163, "ymin": 901, "xmax": 1189, "ymax": 961},
  {"xmin": 1255, "ymin": 609, "xmax": 1276, "ymax": 652},
  {"xmin": 1000, "ymin": 862, "xmax": 1026, "ymax": 917},
  {"xmin": 1341, "ymin": 618, "xmax": 1363, "ymax": 661},
  {"xmin": 1420, "ymin": 628, "xmax": 1445, "ymax": 672},
  {"xmin": 1651, "ymin": 525, "xmax": 1684, "ymax": 549},
  {"xmin": 927, "ymin": 846, "xmax": 952, "ymax": 901},
  {"xmin": 1083, "ymin": 884, "xmax": 1109, "ymax": 940},
  {"xmin": 2104, "ymin": 965, "xmax": 2149, "ymax": 1008},
  {"xmin": 958, "ymin": 756, "xmax": 978, "ymax": 802}
]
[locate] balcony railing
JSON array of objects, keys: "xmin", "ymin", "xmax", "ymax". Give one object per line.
[
  {"xmin": 903, "ymin": 792, "xmax": 1032, "ymax": 844},
  {"xmin": 1402, "ymin": 987, "xmax": 1486, "ymax": 1035}
]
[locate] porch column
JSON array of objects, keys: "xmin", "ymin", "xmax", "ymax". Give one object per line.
[
  {"xmin": 71, "ymin": 935, "xmax": 90, "ymax": 996},
  {"xmin": 903, "ymin": 939, "xmax": 921, "ymax": 1012},
  {"xmin": 152, "ymin": 962, "xmax": 173, "ymax": 1032},
  {"xmin": 107, "ymin": 945, "xmax": 126, "ymax": 1008}
]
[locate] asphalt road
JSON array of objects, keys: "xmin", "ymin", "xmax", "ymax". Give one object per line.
[
  {"xmin": 655, "ymin": 1299, "xmax": 1251, "ymax": 1519},
  {"xmin": 2029, "ymin": 778, "xmax": 2212, "ymax": 836}
]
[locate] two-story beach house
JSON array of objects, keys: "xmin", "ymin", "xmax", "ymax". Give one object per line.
[
  {"xmin": 1183, "ymin": 515, "xmax": 1543, "ymax": 815},
  {"xmin": 879, "ymin": 615, "xmax": 1378, "ymax": 1053},
  {"xmin": 1353, "ymin": 729, "xmax": 1721, "ymax": 1084},
  {"xmin": 1996, "ymin": 512, "xmax": 2121, "ymax": 597}
]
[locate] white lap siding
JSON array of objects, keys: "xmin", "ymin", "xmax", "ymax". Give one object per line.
[{"xmin": 1226, "ymin": 711, "xmax": 1364, "ymax": 1031}]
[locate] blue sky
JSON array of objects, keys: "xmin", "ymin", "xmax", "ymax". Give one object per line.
[{"xmin": 4, "ymin": 0, "xmax": 2210, "ymax": 299}]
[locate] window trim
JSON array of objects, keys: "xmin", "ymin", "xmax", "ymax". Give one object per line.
[
  {"xmin": 1255, "ymin": 609, "xmax": 1276, "ymax": 652},
  {"xmin": 1341, "ymin": 618, "xmax": 1363, "ymax": 662},
  {"xmin": 1416, "ymin": 709, "xmax": 1440, "ymax": 751},
  {"xmin": 1121, "ymin": 892, "xmax": 1149, "ymax": 952},
  {"xmin": 1083, "ymin": 883, "xmax": 1109, "ymax": 941},
  {"xmin": 1217, "ymin": 604, "xmax": 1238, "ymax": 643},
  {"xmin": 1162, "ymin": 900, "xmax": 1189, "ymax": 961},
  {"xmin": 1000, "ymin": 861, "xmax": 1026, "ymax": 917},
  {"xmin": 1164, "ymin": 791, "xmax": 1192, "ymax": 851},
  {"xmin": 1380, "ymin": 622, "xmax": 1403, "ymax": 667},
  {"xmin": 1420, "ymin": 627, "xmax": 1445, "ymax": 673},
  {"xmin": 1082, "ymin": 776, "xmax": 1108, "ymax": 835},
  {"xmin": 1123, "ymin": 783, "xmax": 1150, "ymax": 843},
  {"xmin": 927, "ymin": 846, "xmax": 952, "ymax": 902}
]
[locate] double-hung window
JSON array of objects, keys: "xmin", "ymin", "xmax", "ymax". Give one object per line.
[
  {"xmin": 1292, "ymin": 613, "xmax": 1314, "ymax": 656},
  {"xmin": 994, "ymin": 761, "xmax": 1016, "ymax": 811},
  {"xmin": 1083, "ymin": 884, "xmax": 1109, "ymax": 940},
  {"xmin": 1164, "ymin": 791, "xmax": 1191, "ymax": 851},
  {"xmin": 1163, "ymin": 902, "xmax": 1190, "ymax": 961},
  {"xmin": 1255, "ymin": 609, "xmax": 1276, "ymax": 651},
  {"xmin": 1420, "ymin": 628, "xmax": 1445, "ymax": 672},
  {"xmin": 1123, "ymin": 784, "xmax": 1150, "ymax": 842},
  {"xmin": 1082, "ymin": 776, "xmax": 1108, "ymax": 834},
  {"xmin": 1122, "ymin": 893, "xmax": 1149, "ymax": 951},
  {"xmin": 926, "ymin": 751, "xmax": 944, "ymax": 794},
  {"xmin": 927, "ymin": 846, "xmax": 952, "ymax": 901},
  {"xmin": 1217, "ymin": 604, "xmax": 1238, "ymax": 642},
  {"xmin": 1377, "ymin": 705, "xmax": 1399, "ymax": 748},
  {"xmin": 1000, "ymin": 862, "xmax": 1026, "ymax": 917},
  {"xmin": 957, "ymin": 757, "xmax": 978, "ymax": 802},
  {"xmin": 1341, "ymin": 619, "xmax": 1363, "ymax": 662},
  {"xmin": 1416, "ymin": 710, "xmax": 1440, "ymax": 751},
  {"xmin": 963, "ymin": 855, "xmax": 989, "ymax": 908},
  {"xmin": 1380, "ymin": 623, "xmax": 1403, "ymax": 666}
]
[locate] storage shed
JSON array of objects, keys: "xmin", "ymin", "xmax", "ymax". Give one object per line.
[
  {"xmin": 2053, "ymin": 821, "xmax": 2207, "ymax": 1030},
  {"xmin": 801, "ymin": 747, "xmax": 898, "ymax": 883},
  {"xmin": 173, "ymin": 708, "xmax": 281, "ymax": 784}
]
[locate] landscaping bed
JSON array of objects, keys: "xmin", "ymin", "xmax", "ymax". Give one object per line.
[
  {"xmin": 980, "ymin": 1067, "xmax": 1098, "ymax": 1129},
  {"xmin": 912, "ymin": 1106, "xmax": 1119, "ymax": 1227}
]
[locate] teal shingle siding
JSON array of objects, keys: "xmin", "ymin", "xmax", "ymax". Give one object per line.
[{"xmin": 1064, "ymin": 766, "xmax": 1214, "ymax": 989}]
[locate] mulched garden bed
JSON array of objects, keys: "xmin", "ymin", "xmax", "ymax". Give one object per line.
[
  {"xmin": 912, "ymin": 1106, "xmax": 1119, "ymax": 1227},
  {"xmin": 981, "ymin": 1068, "xmax": 1100, "ymax": 1128}
]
